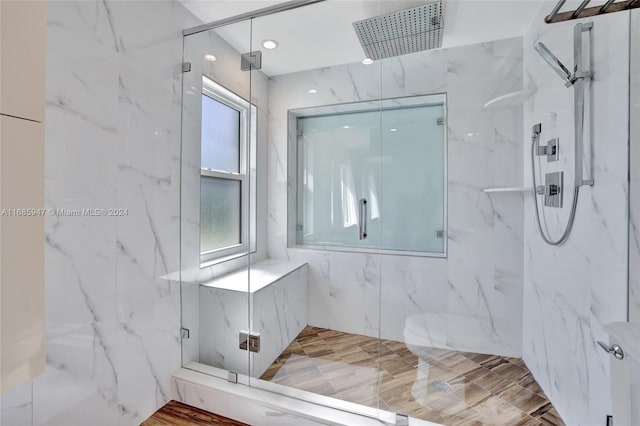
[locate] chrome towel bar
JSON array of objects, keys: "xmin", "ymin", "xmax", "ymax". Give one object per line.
[{"xmin": 545, "ymin": 0, "xmax": 639, "ymax": 24}]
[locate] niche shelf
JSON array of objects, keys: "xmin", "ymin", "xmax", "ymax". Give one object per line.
[
  {"xmin": 483, "ymin": 89, "xmax": 536, "ymax": 111},
  {"xmin": 482, "ymin": 187, "xmax": 533, "ymax": 194}
]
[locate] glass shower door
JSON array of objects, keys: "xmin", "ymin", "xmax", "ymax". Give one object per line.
[
  {"xmin": 247, "ymin": 0, "xmax": 386, "ymax": 419},
  {"xmin": 180, "ymin": 19, "xmax": 254, "ymax": 379}
]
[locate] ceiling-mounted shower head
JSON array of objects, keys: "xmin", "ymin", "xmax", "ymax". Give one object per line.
[
  {"xmin": 353, "ymin": 1, "xmax": 445, "ymax": 61},
  {"xmin": 534, "ymin": 42, "xmax": 575, "ymax": 87}
]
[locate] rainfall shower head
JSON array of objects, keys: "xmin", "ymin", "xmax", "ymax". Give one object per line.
[
  {"xmin": 353, "ymin": 1, "xmax": 445, "ymax": 61},
  {"xmin": 534, "ymin": 42, "xmax": 575, "ymax": 87}
]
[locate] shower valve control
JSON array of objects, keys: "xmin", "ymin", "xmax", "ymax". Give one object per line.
[
  {"xmin": 544, "ymin": 172, "xmax": 564, "ymax": 208},
  {"xmin": 537, "ymin": 138, "xmax": 560, "ymax": 162}
]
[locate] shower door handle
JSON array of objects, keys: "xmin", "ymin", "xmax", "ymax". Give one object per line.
[
  {"xmin": 359, "ymin": 198, "xmax": 368, "ymax": 240},
  {"xmin": 597, "ymin": 341, "xmax": 624, "ymax": 360}
]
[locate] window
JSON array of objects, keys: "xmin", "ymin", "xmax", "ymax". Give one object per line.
[
  {"xmin": 200, "ymin": 76, "xmax": 256, "ymax": 265},
  {"xmin": 289, "ymin": 94, "xmax": 447, "ymax": 257}
]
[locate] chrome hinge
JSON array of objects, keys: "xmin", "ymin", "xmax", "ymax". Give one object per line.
[
  {"xmin": 182, "ymin": 62, "xmax": 191, "ymax": 73},
  {"xmin": 180, "ymin": 327, "xmax": 190, "ymax": 339},
  {"xmin": 239, "ymin": 331, "xmax": 260, "ymax": 353},
  {"xmin": 240, "ymin": 51, "xmax": 262, "ymax": 71}
]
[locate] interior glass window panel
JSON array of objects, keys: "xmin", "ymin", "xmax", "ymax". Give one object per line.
[
  {"xmin": 296, "ymin": 110, "xmax": 382, "ymax": 250},
  {"xmin": 380, "ymin": 105, "xmax": 445, "ymax": 253},
  {"xmin": 294, "ymin": 99, "xmax": 446, "ymax": 255}
]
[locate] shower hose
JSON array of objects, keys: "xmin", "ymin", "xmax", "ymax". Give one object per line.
[{"xmin": 530, "ymin": 141, "xmax": 581, "ymax": 246}]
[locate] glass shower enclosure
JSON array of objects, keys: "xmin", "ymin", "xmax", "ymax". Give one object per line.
[{"xmin": 179, "ymin": 1, "xmax": 451, "ymax": 422}]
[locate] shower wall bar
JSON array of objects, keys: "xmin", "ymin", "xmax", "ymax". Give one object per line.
[
  {"xmin": 183, "ymin": 0, "xmax": 325, "ymax": 36},
  {"xmin": 545, "ymin": 0, "xmax": 639, "ymax": 23}
]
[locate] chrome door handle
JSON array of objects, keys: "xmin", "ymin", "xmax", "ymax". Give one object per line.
[
  {"xmin": 597, "ymin": 341, "xmax": 624, "ymax": 360},
  {"xmin": 359, "ymin": 198, "xmax": 367, "ymax": 240}
]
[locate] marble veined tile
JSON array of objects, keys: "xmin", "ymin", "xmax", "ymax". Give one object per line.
[
  {"xmin": 522, "ymin": 8, "xmax": 630, "ymax": 425},
  {"xmin": 267, "ymin": 37, "xmax": 525, "ymax": 359}
]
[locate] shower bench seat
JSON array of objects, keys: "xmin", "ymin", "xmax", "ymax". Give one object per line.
[{"xmin": 199, "ymin": 259, "xmax": 308, "ymax": 378}]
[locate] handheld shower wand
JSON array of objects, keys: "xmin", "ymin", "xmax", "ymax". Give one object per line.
[{"xmin": 534, "ymin": 42, "xmax": 575, "ymax": 87}]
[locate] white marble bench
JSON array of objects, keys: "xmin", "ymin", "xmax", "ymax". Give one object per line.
[{"xmin": 199, "ymin": 259, "xmax": 308, "ymax": 377}]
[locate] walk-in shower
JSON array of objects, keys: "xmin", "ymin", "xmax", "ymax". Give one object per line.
[
  {"xmin": 530, "ymin": 21, "xmax": 593, "ymax": 245},
  {"xmin": 177, "ymin": 0, "xmax": 548, "ymax": 424}
]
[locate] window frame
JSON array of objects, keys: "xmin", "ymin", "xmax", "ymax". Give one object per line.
[
  {"xmin": 287, "ymin": 93, "xmax": 448, "ymax": 258},
  {"xmin": 200, "ymin": 76, "xmax": 256, "ymax": 266}
]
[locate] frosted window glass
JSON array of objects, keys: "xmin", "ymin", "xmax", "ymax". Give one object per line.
[
  {"xmin": 201, "ymin": 94, "xmax": 240, "ymax": 173},
  {"xmin": 295, "ymin": 101, "xmax": 446, "ymax": 255},
  {"xmin": 200, "ymin": 177, "xmax": 241, "ymax": 252},
  {"xmin": 380, "ymin": 105, "xmax": 445, "ymax": 253},
  {"xmin": 297, "ymin": 110, "xmax": 383, "ymax": 251}
]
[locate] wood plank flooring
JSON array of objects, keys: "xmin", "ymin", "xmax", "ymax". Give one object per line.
[
  {"xmin": 260, "ymin": 326, "xmax": 565, "ymax": 426},
  {"xmin": 141, "ymin": 400, "xmax": 247, "ymax": 426}
]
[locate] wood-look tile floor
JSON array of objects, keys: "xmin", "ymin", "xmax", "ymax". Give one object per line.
[
  {"xmin": 141, "ymin": 400, "xmax": 248, "ymax": 426},
  {"xmin": 260, "ymin": 326, "xmax": 565, "ymax": 426}
]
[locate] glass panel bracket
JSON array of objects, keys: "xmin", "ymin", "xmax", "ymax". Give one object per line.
[
  {"xmin": 241, "ymin": 51, "xmax": 262, "ymax": 71},
  {"xmin": 239, "ymin": 330, "xmax": 261, "ymax": 353}
]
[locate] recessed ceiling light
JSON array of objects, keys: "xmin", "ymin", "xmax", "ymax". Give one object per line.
[
  {"xmin": 308, "ymin": 89, "xmax": 318, "ymax": 94},
  {"xmin": 342, "ymin": 125, "xmax": 351, "ymax": 129},
  {"xmin": 362, "ymin": 58, "xmax": 373, "ymax": 65},
  {"xmin": 262, "ymin": 39, "xmax": 279, "ymax": 49},
  {"xmin": 390, "ymin": 128, "xmax": 398, "ymax": 132},
  {"xmin": 204, "ymin": 54, "xmax": 217, "ymax": 62}
]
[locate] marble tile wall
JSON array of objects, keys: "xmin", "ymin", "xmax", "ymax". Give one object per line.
[
  {"xmin": 267, "ymin": 38, "xmax": 525, "ymax": 357},
  {"xmin": 1, "ymin": 1, "xmax": 198, "ymax": 425},
  {"xmin": 250, "ymin": 265, "xmax": 308, "ymax": 377},
  {"xmin": 199, "ymin": 262, "xmax": 308, "ymax": 378},
  {"xmin": 522, "ymin": 7, "xmax": 630, "ymax": 425},
  {"xmin": 629, "ymin": 9, "xmax": 640, "ymax": 323}
]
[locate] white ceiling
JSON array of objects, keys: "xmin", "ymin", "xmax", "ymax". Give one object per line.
[{"xmin": 179, "ymin": 0, "xmax": 564, "ymax": 76}]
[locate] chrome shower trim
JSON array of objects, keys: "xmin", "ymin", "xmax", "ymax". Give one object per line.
[
  {"xmin": 572, "ymin": 0, "xmax": 592, "ymax": 18},
  {"xmin": 530, "ymin": 22, "xmax": 593, "ymax": 246},
  {"xmin": 535, "ymin": 23, "xmax": 593, "ymax": 89},
  {"xmin": 545, "ymin": 0, "xmax": 567, "ymax": 23},
  {"xmin": 572, "ymin": 21, "xmax": 593, "ymax": 188},
  {"xmin": 352, "ymin": 1, "xmax": 445, "ymax": 61},
  {"xmin": 599, "ymin": 0, "xmax": 617, "ymax": 13},
  {"xmin": 534, "ymin": 42, "xmax": 574, "ymax": 86},
  {"xmin": 183, "ymin": 0, "xmax": 325, "ymax": 36},
  {"xmin": 545, "ymin": 0, "xmax": 639, "ymax": 23}
]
